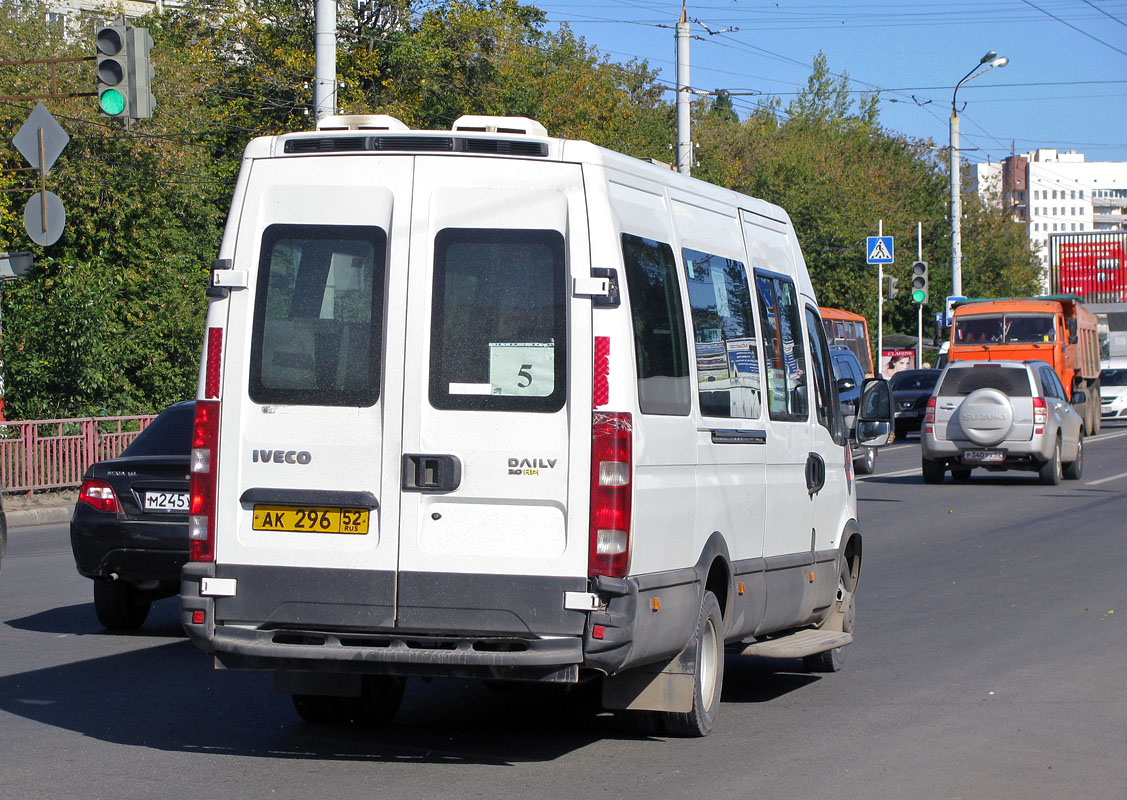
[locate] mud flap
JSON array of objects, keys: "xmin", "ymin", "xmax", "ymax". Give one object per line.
[{"xmin": 600, "ymin": 646, "xmax": 695, "ymax": 713}]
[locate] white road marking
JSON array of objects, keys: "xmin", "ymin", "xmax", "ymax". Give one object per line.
[{"xmin": 1085, "ymin": 471, "xmax": 1127, "ymax": 486}]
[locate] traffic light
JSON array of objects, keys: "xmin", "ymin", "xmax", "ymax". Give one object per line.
[
  {"xmin": 887, "ymin": 275, "xmax": 900, "ymax": 299},
  {"xmin": 95, "ymin": 23, "xmax": 155, "ymax": 119},
  {"xmin": 127, "ymin": 27, "xmax": 155, "ymax": 119},
  {"xmin": 910, "ymin": 261, "xmax": 929, "ymax": 303},
  {"xmin": 95, "ymin": 23, "xmax": 130, "ymax": 117}
]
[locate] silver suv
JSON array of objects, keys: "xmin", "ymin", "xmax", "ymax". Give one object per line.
[{"xmin": 921, "ymin": 360, "xmax": 1085, "ymax": 485}]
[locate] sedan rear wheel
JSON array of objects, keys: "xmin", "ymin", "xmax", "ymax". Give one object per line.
[
  {"xmin": 921, "ymin": 457, "xmax": 945, "ymax": 484},
  {"xmin": 1039, "ymin": 436, "xmax": 1062, "ymax": 486},
  {"xmin": 93, "ymin": 578, "xmax": 152, "ymax": 631}
]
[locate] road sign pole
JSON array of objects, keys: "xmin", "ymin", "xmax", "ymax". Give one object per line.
[
  {"xmin": 38, "ymin": 127, "xmax": 48, "ymax": 234},
  {"xmin": 917, "ymin": 222, "xmax": 923, "ymax": 367},
  {"xmin": 878, "ymin": 220, "xmax": 883, "ymax": 376}
]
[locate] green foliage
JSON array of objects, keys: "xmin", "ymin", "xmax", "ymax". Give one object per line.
[{"xmin": 0, "ymin": 4, "xmax": 1038, "ymax": 419}]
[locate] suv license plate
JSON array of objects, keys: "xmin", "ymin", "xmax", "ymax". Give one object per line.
[
  {"xmin": 963, "ymin": 449, "xmax": 1005, "ymax": 463},
  {"xmin": 252, "ymin": 505, "xmax": 369, "ymax": 535},
  {"xmin": 143, "ymin": 491, "xmax": 189, "ymax": 512}
]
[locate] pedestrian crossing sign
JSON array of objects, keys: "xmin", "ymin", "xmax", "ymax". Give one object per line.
[{"xmin": 866, "ymin": 236, "xmax": 894, "ymax": 264}]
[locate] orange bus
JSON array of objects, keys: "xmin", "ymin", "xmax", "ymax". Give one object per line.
[{"xmin": 820, "ymin": 307, "xmax": 874, "ymax": 376}]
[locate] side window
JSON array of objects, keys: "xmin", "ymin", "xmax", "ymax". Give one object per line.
[
  {"xmin": 1041, "ymin": 367, "xmax": 1063, "ymax": 399},
  {"xmin": 429, "ymin": 228, "xmax": 567, "ymax": 412},
  {"xmin": 754, "ymin": 272, "xmax": 809, "ymax": 421},
  {"xmin": 805, "ymin": 307, "xmax": 840, "ymax": 439},
  {"xmin": 681, "ymin": 247, "xmax": 761, "ymax": 419},
  {"xmin": 250, "ymin": 224, "xmax": 385, "ymax": 407},
  {"xmin": 622, "ymin": 233, "xmax": 691, "ymax": 415}
]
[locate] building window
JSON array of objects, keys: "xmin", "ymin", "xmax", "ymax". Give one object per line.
[
  {"xmin": 1072, "ymin": 224, "xmax": 1077, "ymax": 231},
  {"xmin": 1081, "ymin": 224, "xmax": 1085, "ymax": 231},
  {"xmin": 1071, "ymin": 191, "xmax": 1076, "ymax": 199},
  {"xmin": 1080, "ymin": 191, "xmax": 1085, "ymax": 199}
]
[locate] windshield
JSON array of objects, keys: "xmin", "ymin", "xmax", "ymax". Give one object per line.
[
  {"xmin": 1101, "ymin": 368, "xmax": 1127, "ymax": 387},
  {"xmin": 953, "ymin": 313, "xmax": 1056, "ymax": 344},
  {"xmin": 890, "ymin": 371, "xmax": 939, "ymax": 392}
]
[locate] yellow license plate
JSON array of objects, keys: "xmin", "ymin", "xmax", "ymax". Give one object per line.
[{"xmin": 252, "ymin": 505, "xmax": 369, "ymax": 535}]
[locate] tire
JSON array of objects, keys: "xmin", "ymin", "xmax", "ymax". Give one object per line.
[
  {"xmin": 950, "ymin": 467, "xmax": 972, "ymax": 483},
  {"xmin": 661, "ymin": 591, "xmax": 724, "ymax": 738},
  {"xmin": 854, "ymin": 446, "xmax": 876, "ymax": 475},
  {"xmin": 1039, "ymin": 436, "xmax": 1062, "ymax": 486},
  {"xmin": 93, "ymin": 579, "xmax": 152, "ymax": 631},
  {"xmin": 293, "ymin": 675, "xmax": 405, "ymax": 725},
  {"xmin": 805, "ymin": 556, "xmax": 856, "ymax": 673},
  {"xmin": 921, "ymin": 457, "xmax": 945, "ymax": 484},
  {"xmin": 1063, "ymin": 434, "xmax": 1084, "ymax": 480}
]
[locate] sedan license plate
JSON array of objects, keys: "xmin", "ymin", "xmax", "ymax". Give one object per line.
[
  {"xmin": 963, "ymin": 449, "xmax": 1005, "ymax": 463},
  {"xmin": 143, "ymin": 491, "xmax": 189, "ymax": 512},
  {"xmin": 252, "ymin": 505, "xmax": 369, "ymax": 535}
]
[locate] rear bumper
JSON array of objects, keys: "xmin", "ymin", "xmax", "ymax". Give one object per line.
[
  {"xmin": 921, "ymin": 433, "xmax": 1053, "ymax": 466},
  {"xmin": 181, "ymin": 562, "xmax": 591, "ymax": 682},
  {"xmin": 70, "ymin": 509, "xmax": 188, "ymax": 583}
]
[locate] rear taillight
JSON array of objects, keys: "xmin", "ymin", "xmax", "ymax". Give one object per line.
[
  {"xmin": 1033, "ymin": 396, "xmax": 1047, "ymax": 431},
  {"xmin": 189, "ymin": 399, "xmax": 220, "ymax": 562},
  {"xmin": 924, "ymin": 396, "xmax": 936, "ymax": 431},
  {"xmin": 589, "ymin": 412, "xmax": 632, "ymax": 578},
  {"xmin": 78, "ymin": 479, "xmax": 121, "ymax": 514}
]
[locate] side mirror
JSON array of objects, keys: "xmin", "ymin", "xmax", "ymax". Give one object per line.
[
  {"xmin": 856, "ymin": 377, "xmax": 893, "ymax": 447},
  {"xmin": 1067, "ymin": 318, "xmax": 1078, "ymax": 345},
  {"xmin": 1071, "ymin": 391, "xmax": 1087, "ymax": 405}
]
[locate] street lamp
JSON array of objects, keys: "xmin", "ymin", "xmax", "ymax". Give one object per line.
[{"xmin": 950, "ymin": 51, "xmax": 1008, "ymax": 299}]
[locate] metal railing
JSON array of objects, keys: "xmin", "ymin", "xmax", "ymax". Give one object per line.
[{"xmin": 0, "ymin": 415, "xmax": 157, "ymax": 492}]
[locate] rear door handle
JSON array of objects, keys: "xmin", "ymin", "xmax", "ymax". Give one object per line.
[
  {"xmin": 806, "ymin": 452, "xmax": 826, "ymax": 496},
  {"xmin": 402, "ymin": 454, "xmax": 462, "ymax": 493}
]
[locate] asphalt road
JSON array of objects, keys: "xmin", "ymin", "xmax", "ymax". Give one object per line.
[{"xmin": 1, "ymin": 428, "xmax": 1125, "ymax": 799}]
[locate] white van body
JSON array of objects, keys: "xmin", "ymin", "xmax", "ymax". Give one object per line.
[{"xmin": 181, "ymin": 116, "xmax": 887, "ymax": 736}]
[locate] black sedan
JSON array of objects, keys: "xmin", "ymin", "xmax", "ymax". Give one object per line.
[
  {"xmin": 889, "ymin": 369, "xmax": 942, "ymax": 439},
  {"xmin": 70, "ymin": 401, "xmax": 193, "ymax": 630}
]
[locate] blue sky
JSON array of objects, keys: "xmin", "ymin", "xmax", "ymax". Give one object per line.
[{"xmin": 529, "ymin": 0, "xmax": 1127, "ymax": 166}]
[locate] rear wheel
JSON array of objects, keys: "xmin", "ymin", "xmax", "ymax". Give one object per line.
[
  {"xmin": 921, "ymin": 457, "xmax": 945, "ymax": 484},
  {"xmin": 1063, "ymin": 435, "xmax": 1084, "ymax": 480},
  {"xmin": 805, "ymin": 556, "xmax": 856, "ymax": 673},
  {"xmin": 1039, "ymin": 436, "xmax": 1062, "ymax": 485},
  {"xmin": 661, "ymin": 591, "xmax": 724, "ymax": 738},
  {"xmin": 93, "ymin": 579, "xmax": 151, "ymax": 631}
]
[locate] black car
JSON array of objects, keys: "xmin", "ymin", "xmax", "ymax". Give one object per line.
[
  {"xmin": 889, "ymin": 369, "xmax": 942, "ymax": 439},
  {"xmin": 0, "ymin": 493, "xmax": 7, "ymax": 573},
  {"xmin": 70, "ymin": 401, "xmax": 194, "ymax": 630},
  {"xmin": 829, "ymin": 345, "xmax": 877, "ymax": 474}
]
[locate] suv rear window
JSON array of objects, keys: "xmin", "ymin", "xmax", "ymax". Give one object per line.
[
  {"xmin": 249, "ymin": 224, "xmax": 385, "ymax": 407},
  {"xmin": 939, "ymin": 365, "xmax": 1032, "ymax": 396},
  {"xmin": 429, "ymin": 228, "xmax": 567, "ymax": 412},
  {"xmin": 120, "ymin": 403, "xmax": 194, "ymax": 457}
]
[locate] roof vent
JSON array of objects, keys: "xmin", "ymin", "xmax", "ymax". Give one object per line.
[
  {"xmin": 316, "ymin": 114, "xmax": 409, "ymax": 132},
  {"xmin": 451, "ymin": 115, "xmax": 547, "ymax": 137}
]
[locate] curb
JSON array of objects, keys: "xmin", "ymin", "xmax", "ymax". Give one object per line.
[{"xmin": 6, "ymin": 506, "xmax": 73, "ymax": 528}]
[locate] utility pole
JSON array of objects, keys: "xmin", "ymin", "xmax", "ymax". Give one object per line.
[
  {"xmin": 314, "ymin": 0, "xmax": 337, "ymax": 122},
  {"xmin": 675, "ymin": 2, "xmax": 691, "ymax": 175}
]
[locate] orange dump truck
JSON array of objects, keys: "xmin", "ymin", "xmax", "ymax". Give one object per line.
[{"xmin": 948, "ymin": 295, "xmax": 1102, "ymax": 434}]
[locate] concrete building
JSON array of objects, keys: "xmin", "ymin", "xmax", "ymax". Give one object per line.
[{"xmin": 973, "ymin": 149, "xmax": 1127, "ymax": 278}]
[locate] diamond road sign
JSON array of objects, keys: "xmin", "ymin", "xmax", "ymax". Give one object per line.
[{"xmin": 12, "ymin": 103, "xmax": 69, "ymax": 173}]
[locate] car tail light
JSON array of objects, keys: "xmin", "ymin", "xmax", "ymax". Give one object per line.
[
  {"xmin": 924, "ymin": 396, "xmax": 936, "ymax": 431},
  {"xmin": 189, "ymin": 399, "xmax": 220, "ymax": 562},
  {"xmin": 589, "ymin": 412, "xmax": 632, "ymax": 578},
  {"xmin": 78, "ymin": 479, "xmax": 121, "ymax": 514},
  {"xmin": 1033, "ymin": 396, "xmax": 1047, "ymax": 432}
]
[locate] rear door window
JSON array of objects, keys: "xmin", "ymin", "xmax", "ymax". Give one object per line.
[
  {"xmin": 249, "ymin": 224, "xmax": 385, "ymax": 407},
  {"xmin": 429, "ymin": 228, "xmax": 567, "ymax": 412},
  {"xmin": 940, "ymin": 366, "xmax": 1032, "ymax": 396}
]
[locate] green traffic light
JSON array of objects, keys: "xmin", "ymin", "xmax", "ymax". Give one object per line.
[
  {"xmin": 99, "ymin": 88, "xmax": 125, "ymax": 116},
  {"xmin": 912, "ymin": 289, "xmax": 927, "ymax": 303}
]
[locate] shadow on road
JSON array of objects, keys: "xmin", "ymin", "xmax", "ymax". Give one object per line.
[
  {"xmin": 6, "ymin": 597, "xmax": 184, "ymax": 638},
  {"xmin": 0, "ymin": 623, "xmax": 830, "ymax": 763}
]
